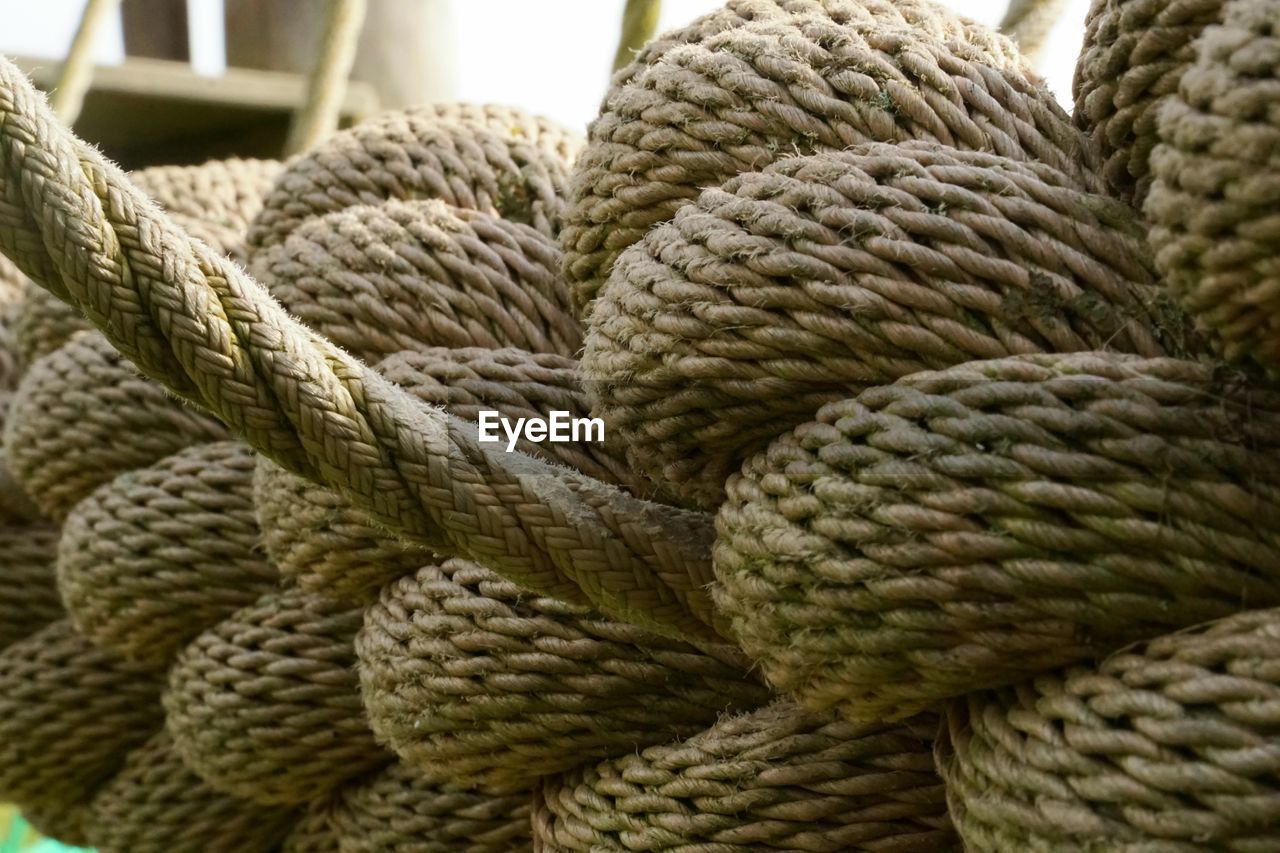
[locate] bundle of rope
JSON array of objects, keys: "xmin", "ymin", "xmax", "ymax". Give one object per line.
[
  {"xmin": 357, "ymin": 560, "xmax": 770, "ymax": 792},
  {"xmin": 282, "ymin": 802, "xmax": 341, "ymax": 853},
  {"xmin": 715, "ymin": 351, "xmax": 1280, "ymax": 721},
  {"xmin": 1073, "ymin": 0, "xmax": 1225, "ymax": 204},
  {"xmin": 85, "ymin": 731, "xmax": 299, "ymax": 853},
  {"xmin": 247, "ymin": 105, "xmax": 581, "ymax": 252},
  {"xmin": 939, "ymin": 606, "xmax": 1280, "ymax": 850},
  {"xmin": 4, "ymin": 331, "xmax": 228, "ymax": 519},
  {"xmin": 326, "ymin": 761, "xmax": 533, "ymax": 852},
  {"xmin": 1146, "ymin": 0, "xmax": 1280, "ymax": 373},
  {"xmin": 533, "ymin": 700, "xmax": 952, "ymax": 851},
  {"xmin": 584, "ymin": 142, "xmax": 1188, "ymax": 510},
  {"xmin": 0, "ymin": 525, "xmax": 61, "ymax": 650},
  {"xmin": 562, "ymin": 0, "xmax": 1099, "ymax": 310},
  {"xmin": 0, "ymin": 620, "xmax": 164, "ymax": 845},
  {"xmin": 57, "ymin": 441, "xmax": 279, "ymax": 664},
  {"xmin": 248, "ymin": 200, "xmax": 581, "ymax": 362},
  {"xmin": 163, "ymin": 586, "xmax": 389, "ymax": 804}
]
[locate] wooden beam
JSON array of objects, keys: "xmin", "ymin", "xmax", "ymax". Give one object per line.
[{"xmin": 122, "ymin": 0, "xmax": 190, "ymax": 61}]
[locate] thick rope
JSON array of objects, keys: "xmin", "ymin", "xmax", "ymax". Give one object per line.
[
  {"xmin": 563, "ymin": 0, "xmax": 1099, "ymax": 311},
  {"xmin": 282, "ymin": 802, "xmax": 340, "ymax": 853},
  {"xmin": 163, "ymin": 586, "xmax": 389, "ymax": 805},
  {"xmin": 4, "ymin": 331, "xmax": 229, "ymax": 519},
  {"xmin": 715, "ymin": 351, "xmax": 1280, "ymax": 722},
  {"xmin": 48, "ymin": 0, "xmax": 122, "ymax": 124},
  {"xmin": 57, "ymin": 441, "xmax": 279, "ymax": 664},
  {"xmin": 584, "ymin": 143, "xmax": 1189, "ymax": 509},
  {"xmin": 1145, "ymin": 0, "xmax": 1280, "ymax": 373},
  {"xmin": 0, "ymin": 56, "xmax": 721, "ymax": 642},
  {"xmin": 328, "ymin": 761, "xmax": 533, "ymax": 853},
  {"xmin": 533, "ymin": 700, "xmax": 953, "ymax": 852},
  {"xmin": 1073, "ymin": 0, "xmax": 1225, "ymax": 204},
  {"xmin": 357, "ymin": 560, "xmax": 769, "ymax": 793},
  {"xmin": 0, "ymin": 620, "xmax": 163, "ymax": 843},
  {"xmin": 612, "ymin": 0, "xmax": 662, "ymax": 72},
  {"xmin": 939, "ymin": 607, "xmax": 1280, "ymax": 850},
  {"xmin": 249, "ymin": 200, "xmax": 581, "ymax": 362},
  {"xmin": 285, "ymin": 0, "xmax": 368, "ymax": 156},
  {"xmin": 0, "ymin": 525, "xmax": 62, "ymax": 651},
  {"xmin": 86, "ymin": 731, "xmax": 299, "ymax": 853}
]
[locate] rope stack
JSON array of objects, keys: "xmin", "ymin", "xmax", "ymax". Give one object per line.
[{"xmin": 0, "ymin": 0, "xmax": 1275, "ymax": 848}]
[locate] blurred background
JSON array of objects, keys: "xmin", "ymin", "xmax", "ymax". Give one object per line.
[{"xmin": 0, "ymin": 0, "xmax": 1091, "ymax": 169}]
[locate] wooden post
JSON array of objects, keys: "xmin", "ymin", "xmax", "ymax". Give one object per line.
[{"xmin": 122, "ymin": 0, "xmax": 189, "ymax": 61}]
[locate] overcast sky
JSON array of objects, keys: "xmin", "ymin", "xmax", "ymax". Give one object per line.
[{"xmin": 0, "ymin": 0, "xmax": 1091, "ymax": 133}]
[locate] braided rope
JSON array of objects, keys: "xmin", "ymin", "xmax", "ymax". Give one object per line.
[
  {"xmin": 533, "ymin": 700, "xmax": 953, "ymax": 851},
  {"xmin": 563, "ymin": 0, "xmax": 1099, "ymax": 310},
  {"xmin": 1073, "ymin": 0, "xmax": 1224, "ymax": 204},
  {"xmin": 249, "ymin": 200, "xmax": 581, "ymax": 362},
  {"xmin": 328, "ymin": 761, "xmax": 533, "ymax": 852},
  {"xmin": 939, "ymin": 608, "xmax": 1280, "ymax": 850},
  {"xmin": 282, "ymin": 801, "xmax": 340, "ymax": 853},
  {"xmin": 3, "ymin": 331, "xmax": 229, "ymax": 519},
  {"xmin": 0, "ymin": 620, "xmax": 163, "ymax": 839},
  {"xmin": 0, "ymin": 525, "xmax": 62, "ymax": 650},
  {"xmin": 357, "ymin": 560, "xmax": 769, "ymax": 792},
  {"xmin": 58, "ymin": 441, "xmax": 279, "ymax": 664},
  {"xmin": 164, "ymin": 586, "xmax": 390, "ymax": 804},
  {"xmin": 0, "ymin": 58, "xmax": 721, "ymax": 641},
  {"xmin": 86, "ymin": 731, "xmax": 299, "ymax": 853},
  {"xmin": 715, "ymin": 351, "xmax": 1280, "ymax": 722},
  {"xmin": 1145, "ymin": 0, "xmax": 1280, "ymax": 372},
  {"xmin": 585, "ymin": 143, "xmax": 1188, "ymax": 509}
]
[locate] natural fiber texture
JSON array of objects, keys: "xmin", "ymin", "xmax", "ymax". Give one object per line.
[
  {"xmin": 15, "ymin": 285, "xmax": 89, "ymax": 365},
  {"xmin": 1146, "ymin": 0, "xmax": 1280, "ymax": 372},
  {"xmin": 58, "ymin": 441, "xmax": 279, "ymax": 664},
  {"xmin": 939, "ymin": 607, "xmax": 1280, "ymax": 851},
  {"xmin": 249, "ymin": 200, "xmax": 581, "ymax": 363},
  {"xmin": 87, "ymin": 731, "xmax": 299, "ymax": 853},
  {"xmin": 533, "ymin": 700, "xmax": 953, "ymax": 851},
  {"xmin": 164, "ymin": 586, "xmax": 389, "ymax": 805},
  {"xmin": 0, "ymin": 620, "xmax": 163, "ymax": 841},
  {"xmin": 715, "ymin": 351, "xmax": 1280, "ymax": 723},
  {"xmin": 357, "ymin": 560, "xmax": 769, "ymax": 792},
  {"xmin": 563, "ymin": 0, "xmax": 1099, "ymax": 310},
  {"xmin": 1073, "ymin": 0, "xmax": 1224, "ymax": 204},
  {"xmin": 0, "ymin": 55, "xmax": 720, "ymax": 643},
  {"xmin": 419, "ymin": 103, "xmax": 584, "ymax": 167},
  {"xmin": 282, "ymin": 801, "xmax": 341, "ymax": 853},
  {"xmin": 0, "ymin": 525, "xmax": 63, "ymax": 650},
  {"xmin": 329, "ymin": 761, "xmax": 533, "ymax": 853},
  {"xmin": 585, "ymin": 143, "xmax": 1185, "ymax": 509},
  {"xmin": 249, "ymin": 107, "xmax": 580, "ymax": 251},
  {"xmin": 4, "ymin": 331, "xmax": 229, "ymax": 519}
]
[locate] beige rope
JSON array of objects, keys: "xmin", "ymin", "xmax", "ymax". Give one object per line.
[
  {"xmin": 285, "ymin": 0, "xmax": 368, "ymax": 156},
  {"xmin": 48, "ymin": 0, "xmax": 122, "ymax": 124},
  {"xmin": 612, "ymin": 0, "xmax": 662, "ymax": 73},
  {"xmin": 0, "ymin": 55, "xmax": 721, "ymax": 642}
]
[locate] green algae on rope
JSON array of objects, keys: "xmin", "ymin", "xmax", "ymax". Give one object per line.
[{"xmin": 0, "ymin": 56, "xmax": 720, "ymax": 643}]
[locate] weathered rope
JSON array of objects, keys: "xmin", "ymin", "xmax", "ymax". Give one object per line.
[
  {"xmin": 0, "ymin": 620, "xmax": 163, "ymax": 844},
  {"xmin": 0, "ymin": 57, "xmax": 721, "ymax": 641},
  {"xmin": 563, "ymin": 0, "xmax": 1100, "ymax": 310},
  {"xmin": 58, "ymin": 441, "xmax": 279, "ymax": 664},
  {"xmin": 282, "ymin": 801, "xmax": 340, "ymax": 853},
  {"xmin": 357, "ymin": 560, "xmax": 770, "ymax": 792},
  {"xmin": 328, "ymin": 761, "xmax": 533, "ymax": 853},
  {"xmin": 164, "ymin": 586, "xmax": 390, "ymax": 804},
  {"xmin": 715, "ymin": 351, "xmax": 1280, "ymax": 722},
  {"xmin": 250, "ymin": 108, "xmax": 581, "ymax": 251},
  {"xmin": 0, "ymin": 525, "xmax": 62, "ymax": 650},
  {"xmin": 585, "ymin": 143, "xmax": 1188, "ymax": 509},
  {"xmin": 48, "ymin": 0, "xmax": 121, "ymax": 124},
  {"xmin": 1146, "ymin": 0, "xmax": 1280, "ymax": 372},
  {"xmin": 1073, "ymin": 0, "xmax": 1224, "ymax": 204},
  {"xmin": 249, "ymin": 200, "xmax": 581, "ymax": 363},
  {"xmin": 533, "ymin": 700, "xmax": 953, "ymax": 852},
  {"xmin": 86, "ymin": 731, "xmax": 299, "ymax": 853},
  {"xmin": 939, "ymin": 607, "xmax": 1280, "ymax": 851},
  {"xmin": 285, "ymin": 0, "xmax": 367, "ymax": 157},
  {"xmin": 4, "ymin": 331, "xmax": 228, "ymax": 519}
]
